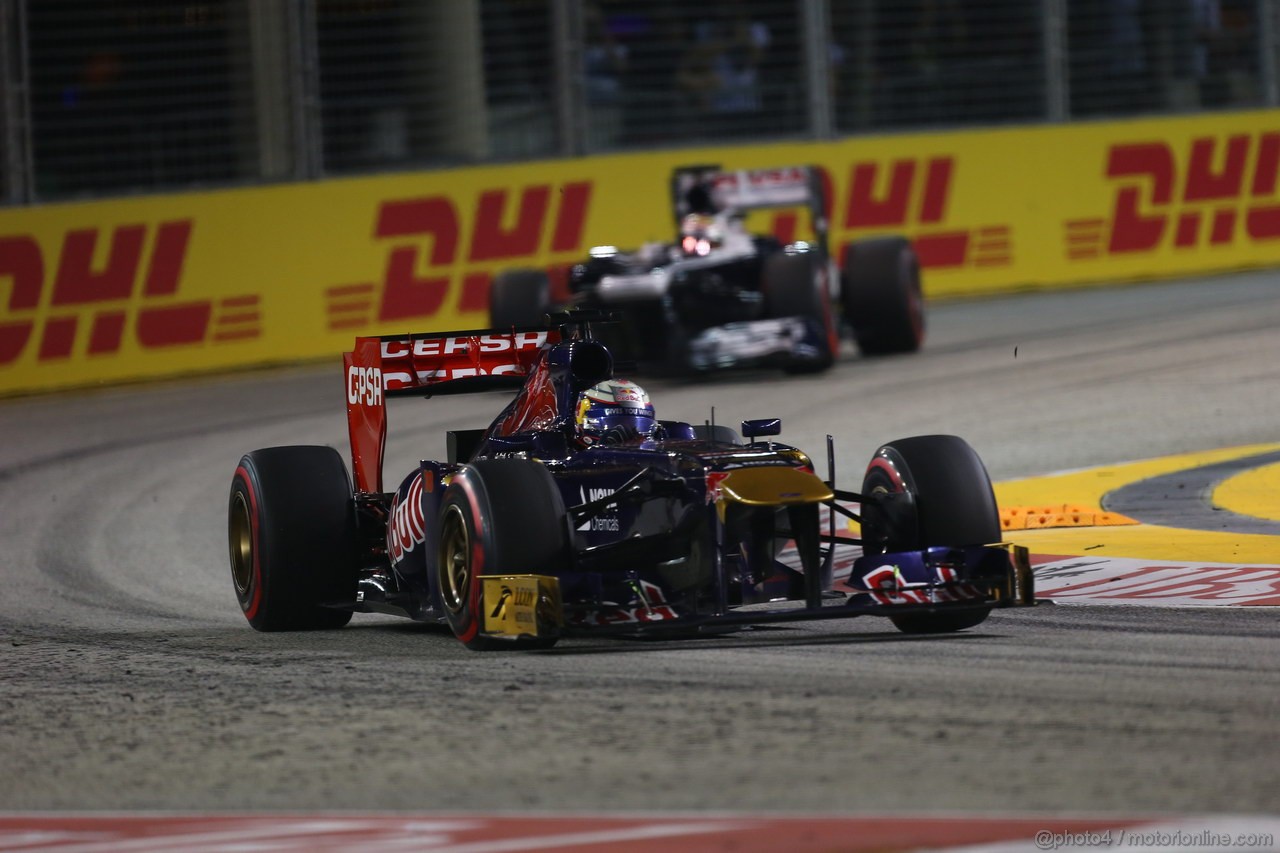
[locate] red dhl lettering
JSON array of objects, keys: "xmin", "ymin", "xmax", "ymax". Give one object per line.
[
  {"xmin": 0, "ymin": 220, "xmax": 260, "ymax": 366},
  {"xmin": 842, "ymin": 157, "xmax": 952, "ymax": 229},
  {"xmin": 760, "ymin": 158, "xmax": 953, "ymax": 233},
  {"xmin": 760, "ymin": 157, "xmax": 1009, "ymax": 271},
  {"xmin": 326, "ymin": 182, "xmax": 592, "ymax": 331},
  {"xmin": 1068, "ymin": 131, "xmax": 1280, "ymax": 259}
]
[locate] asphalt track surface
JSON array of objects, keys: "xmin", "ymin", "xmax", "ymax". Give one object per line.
[{"xmin": 1, "ymin": 271, "xmax": 1278, "ymax": 825}]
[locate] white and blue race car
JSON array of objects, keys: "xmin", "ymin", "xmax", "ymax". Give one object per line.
[{"xmin": 489, "ymin": 164, "xmax": 924, "ymax": 374}]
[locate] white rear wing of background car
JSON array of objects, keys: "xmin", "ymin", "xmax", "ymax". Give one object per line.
[{"xmin": 670, "ymin": 163, "xmax": 830, "ymax": 249}]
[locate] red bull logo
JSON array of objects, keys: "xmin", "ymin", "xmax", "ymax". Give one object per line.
[{"xmin": 387, "ymin": 474, "xmax": 426, "ymax": 566}]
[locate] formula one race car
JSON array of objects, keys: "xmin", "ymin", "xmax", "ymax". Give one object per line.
[
  {"xmin": 227, "ymin": 312, "xmax": 1032, "ymax": 650},
  {"xmin": 489, "ymin": 164, "xmax": 923, "ymax": 374}
]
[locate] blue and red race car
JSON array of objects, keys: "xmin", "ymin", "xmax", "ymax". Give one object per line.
[{"xmin": 228, "ymin": 312, "xmax": 1033, "ymax": 649}]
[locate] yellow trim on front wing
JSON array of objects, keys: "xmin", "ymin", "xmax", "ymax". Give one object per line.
[{"xmin": 717, "ymin": 467, "xmax": 834, "ymax": 507}]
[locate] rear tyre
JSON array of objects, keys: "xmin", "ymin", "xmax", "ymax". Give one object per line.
[
  {"xmin": 859, "ymin": 435, "xmax": 1000, "ymax": 634},
  {"xmin": 436, "ymin": 459, "xmax": 568, "ymax": 650},
  {"xmin": 762, "ymin": 252, "xmax": 838, "ymax": 374},
  {"xmin": 489, "ymin": 269, "xmax": 551, "ymax": 329},
  {"xmin": 842, "ymin": 237, "xmax": 924, "ymax": 356},
  {"xmin": 228, "ymin": 446, "xmax": 359, "ymax": 631}
]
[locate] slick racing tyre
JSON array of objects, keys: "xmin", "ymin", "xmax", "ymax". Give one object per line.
[
  {"xmin": 228, "ymin": 446, "xmax": 359, "ymax": 631},
  {"xmin": 859, "ymin": 435, "xmax": 1000, "ymax": 634},
  {"xmin": 436, "ymin": 459, "xmax": 568, "ymax": 650},
  {"xmin": 762, "ymin": 252, "xmax": 838, "ymax": 373},
  {"xmin": 842, "ymin": 237, "xmax": 924, "ymax": 356},
  {"xmin": 489, "ymin": 268, "xmax": 551, "ymax": 329}
]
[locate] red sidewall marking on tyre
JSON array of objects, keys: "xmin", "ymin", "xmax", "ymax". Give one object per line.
[
  {"xmin": 234, "ymin": 465, "xmax": 263, "ymax": 622},
  {"xmin": 907, "ymin": 252, "xmax": 924, "ymax": 344},
  {"xmin": 909, "ymin": 283, "xmax": 924, "ymax": 344},
  {"xmin": 467, "ymin": 537, "xmax": 485, "ymax": 640},
  {"xmin": 867, "ymin": 456, "xmax": 906, "ymax": 492},
  {"xmin": 819, "ymin": 268, "xmax": 839, "ymax": 355},
  {"xmin": 453, "ymin": 473, "xmax": 485, "ymax": 644}
]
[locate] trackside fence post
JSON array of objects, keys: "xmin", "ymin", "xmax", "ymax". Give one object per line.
[
  {"xmin": 1262, "ymin": 0, "xmax": 1280, "ymax": 107},
  {"xmin": 802, "ymin": 0, "xmax": 835, "ymax": 140},
  {"xmin": 0, "ymin": 0, "xmax": 33, "ymax": 205},
  {"xmin": 1042, "ymin": 0, "xmax": 1070, "ymax": 121},
  {"xmin": 553, "ymin": 0, "xmax": 587, "ymax": 157}
]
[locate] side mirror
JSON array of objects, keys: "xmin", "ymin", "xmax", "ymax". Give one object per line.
[{"xmin": 741, "ymin": 418, "xmax": 781, "ymax": 439}]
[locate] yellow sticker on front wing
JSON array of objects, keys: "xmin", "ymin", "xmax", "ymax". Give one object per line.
[{"xmin": 481, "ymin": 575, "xmax": 563, "ymax": 638}]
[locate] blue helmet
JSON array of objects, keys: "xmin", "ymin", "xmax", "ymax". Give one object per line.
[{"xmin": 575, "ymin": 379, "xmax": 656, "ymax": 443}]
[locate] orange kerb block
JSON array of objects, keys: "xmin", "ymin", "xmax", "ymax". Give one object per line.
[{"xmin": 1000, "ymin": 504, "xmax": 1138, "ymax": 530}]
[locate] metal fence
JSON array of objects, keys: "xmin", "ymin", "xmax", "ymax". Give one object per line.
[{"xmin": 2, "ymin": 0, "xmax": 1277, "ymax": 206}]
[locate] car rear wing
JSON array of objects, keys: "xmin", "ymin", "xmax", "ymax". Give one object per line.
[
  {"xmin": 343, "ymin": 326, "xmax": 557, "ymax": 493},
  {"xmin": 671, "ymin": 164, "xmax": 829, "ymax": 249}
]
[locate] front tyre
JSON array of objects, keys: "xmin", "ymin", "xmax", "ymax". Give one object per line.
[
  {"xmin": 860, "ymin": 435, "xmax": 1000, "ymax": 634},
  {"xmin": 228, "ymin": 446, "xmax": 359, "ymax": 631},
  {"xmin": 436, "ymin": 459, "xmax": 568, "ymax": 650}
]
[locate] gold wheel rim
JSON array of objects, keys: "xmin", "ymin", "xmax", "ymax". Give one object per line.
[
  {"xmin": 439, "ymin": 504, "xmax": 471, "ymax": 614},
  {"xmin": 229, "ymin": 491, "xmax": 253, "ymax": 595}
]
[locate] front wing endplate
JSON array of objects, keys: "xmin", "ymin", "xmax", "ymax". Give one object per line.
[{"xmin": 480, "ymin": 575, "xmax": 564, "ymax": 640}]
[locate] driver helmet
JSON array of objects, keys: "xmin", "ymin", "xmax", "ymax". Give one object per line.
[
  {"xmin": 575, "ymin": 379, "xmax": 656, "ymax": 444},
  {"xmin": 680, "ymin": 213, "xmax": 723, "ymax": 257}
]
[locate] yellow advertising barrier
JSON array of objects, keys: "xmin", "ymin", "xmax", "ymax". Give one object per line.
[{"xmin": 2, "ymin": 109, "xmax": 1279, "ymax": 396}]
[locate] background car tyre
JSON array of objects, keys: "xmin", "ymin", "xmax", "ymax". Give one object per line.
[
  {"xmin": 228, "ymin": 446, "xmax": 359, "ymax": 631},
  {"xmin": 842, "ymin": 236, "xmax": 924, "ymax": 356},
  {"xmin": 436, "ymin": 459, "xmax": 569, "ymax": 650},
  {"xmin": 859, "ymin": 434, "xmax": 1001, "ymax": 634},
  {"xmin": 762, "ymin": 252, "xmax": 838, "ymax": 373},
  {"xmin": 489, "ymin": 268, "xmax": 552, "ymax": 329}
]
